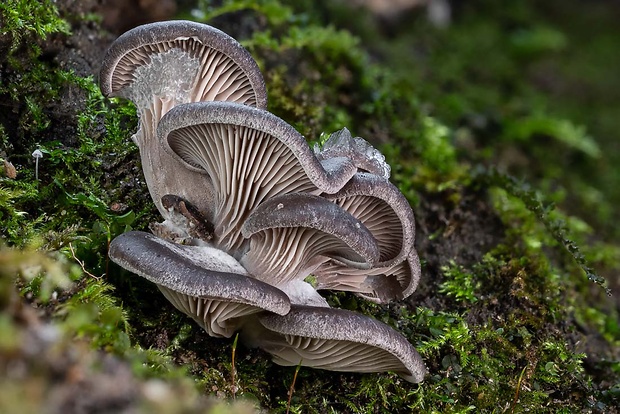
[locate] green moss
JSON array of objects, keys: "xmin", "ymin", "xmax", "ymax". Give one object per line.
[
  {"xmin": 0, "ymin": 0, "xmax": 70, "ymax": 52},
  {"xmin": 1, "ymin": 0, "xmax": 619, "ymax": 412}
]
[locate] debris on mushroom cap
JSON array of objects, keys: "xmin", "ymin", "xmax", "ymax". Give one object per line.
[
  {"xmin": 240, "ymin": 193, "xmax": 380, "ymax": 285},
  {"xmin": 99, "ymin": 20, "xmax": 267, "ymax": 223},
  {"xmin": 250, "ymin": 305, "xmax": 427, "ymax": 383},
  {"xmin": 108, "ymin": 231, "xmax": 290, "ymax": 337},
  {"xmin": 314, "ymin": 128, "xmax": 391, "ymax": 179},
  {"xmin": 313, "ymin": 249, "xmax": 422, "ymax": 303},
  {"xmin": 158, "ymin": 101, "xmax": 362, "ymax": 252}
]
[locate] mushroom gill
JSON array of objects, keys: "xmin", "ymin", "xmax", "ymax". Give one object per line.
[
  {"xmin": 240, "ymin": 193, "xmax": 380, "ymax": 288},
  {"xmin": 313, "ymin": 249, "xmax": 422, "ymax": 303},
  {"xmin": 325, "ymin": 172, "xmax": 416, "ymax": 266},
  {"xmin": 159, "ymin": 101, "xmax": 362, "ymax": 252}
]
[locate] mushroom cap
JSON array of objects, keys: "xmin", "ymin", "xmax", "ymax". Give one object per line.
[
  {"xmin": 252, "ymin": 305, "xmax": 427, "ymax": 383},
  {"xmin": 99, "ymin": 21, "xmax": 267, "ymax": 223},
  {"xmin": 325, "ymin": 172, "xmax": 416, "ymax": 267},
  {"xmin": 307, "ymin": 172, "xmax": 420, "ymax": 303},
  {"xmin": 100, "ymin": 20, "xmax": 267, "ymax": 109},
  {"xmin": 313, "ymin": 249, "xmax": 422, "ymax": 303},
  {"xmin": 108, "ymin": 231, "xmax": 290, "ymax": 337},
  {"xmin": 158, "ymin": 101, "xmax": 360, "ymax": 252},
  {"xmin": 239, "ymin": 193, "xmax": 380, "ymax": 285}
]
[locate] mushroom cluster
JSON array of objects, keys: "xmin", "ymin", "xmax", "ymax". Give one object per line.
[{"xmin": 100, "ymin": 20, "xmax": 426, "ymax": 383}]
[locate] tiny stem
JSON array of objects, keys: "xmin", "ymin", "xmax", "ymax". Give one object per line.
[
  {"xmin": 286, "ymin": 361, "xmax": 302, "ymax": 414},
  {"xmin": 35, "ymin": 157, "xmax": 39, "ymax": 181},
  {"xmin": 510, "ymin": 365, "xmax": 528, "ymax": 414},
  {"xmin": 231, "ymin": 333, "xmax": 239, "ymax": 399}
]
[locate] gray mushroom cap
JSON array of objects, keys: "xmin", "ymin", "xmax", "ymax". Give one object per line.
[
  {"xmin": 158, "ymin": 101, "xmax": 362, "ymax": 252},
  {"xmin": 100, "ymin": 20, "xmax": 267, "ymax": 108},
  {"xmin": 108, "ymin": 231, "xmax": 290, "ymax": 338},
  {"xmin": 99, "ymin": 21, "xmax": 267, "ymax": 224},
  {"xmin": 249, "ymin": 305, "xmax": 427, "ymax": 383},
  {"xmin": 240, "ymin": 193, "xmax": 380, "ymax": 286}
]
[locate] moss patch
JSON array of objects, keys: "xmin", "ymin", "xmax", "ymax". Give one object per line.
[{"xmin": 1, "ymin": 0, "xmax": 619, "ymax": 412}]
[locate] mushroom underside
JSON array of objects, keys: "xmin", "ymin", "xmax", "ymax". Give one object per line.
[
  {"xmin": 159, "ymin": 102, "xmax": 366, "ymax": 251},
  {"xmin": 313, "ymin": 249, "xmax": 422, "ymax": 303},
  {"xmin": 240, "ymin": 193, "xmax": 381, "ymax": 283},
  {"xmin": 158, "ymin": 286, "xmax": 265, "ymax": 338},
  {"xmin": 251, "ymin": 305, "xmax": 427, "ymax": 383},
  {"xmin": 108, "ymin": 231, "xmax": 291, "ymax": 337},
  {"xmin": 101, "ymin": 20, "xmax": 267, "ymax": 109}
]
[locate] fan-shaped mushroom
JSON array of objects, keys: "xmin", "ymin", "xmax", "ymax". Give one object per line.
[
  {"xmin": 313, "ymin": 249, "xmax": 422, "ymax": 303},
  {"xmin": 308, "ymin": 172, "xmax": 420, "ymax": 302},
  {"xmin": 99, "ymin": 20, "xmax": 267, "ymax": 224},
  {"xmin": 158, "ymin": 101, "xmax": 362, "ymax": 252},
  {"xmin": 240, "ymin": 193, "xmax": 380, "ymax": 290},
  {"xmin": 246, "ymin": 305, "xmax": 427, "ymax": 383},
  {"xmin": 108, "ymin": 231, "xmax": 290, "ymax": 337}
]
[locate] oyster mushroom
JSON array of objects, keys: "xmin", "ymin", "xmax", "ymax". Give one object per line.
[
  {"xmin": 99, "ymin": 20, "xmax": 267, "ymax": 225},
  {"xmin": 108, "ymin": 230, "xmax": 290, "ymax": 338},
  {"xmin": 239, "ymin": 193, "xmax": 380, "ymax": 297},
  {"xmin": 246, "ymin": 305, "xmax": 427, "ymax": 383},
  {"xmin": 313, "ymin": 249, "xmax": 422, "ymax": 303},
  {"xmin": 311, "ymin": 172, "xmax": 421, "ymax": 302},
  {"xmin": 158, "ymin": 101, "xmax": 362, "ymax": 251}
]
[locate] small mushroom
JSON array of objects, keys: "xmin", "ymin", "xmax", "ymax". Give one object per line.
[
  {"xmin": 158, "ymin": 101, "xmax": 362, "ymax": 251},
  {"xmin": 246, "ymin": 305, "xmax": 427, "ymax": 383},
  {"xmin": 108, "ymin": 230, "xmax": 290, "ymax": 337},
  {"xmin": 100, "ymin": 20, "xmax": 266, "ymax": 107},
  {"xmin": 239, "ymin": 193, "xmax": 380, "ymax": 290},
  {"xmin": 325, "ymin": 172, "xmax": 416, "ymax": 267},
  {"xmin": 99, "ymin": 20, "xmax": 267, "ymax": 224},
  {"xmin": 32, "ymin": 149, "xmax": 43, "ymax": 181},
  {"xmin": 309, "ymin": 172, "xmax": 421, "ymax": 302},
  {"xmin": 313, "ymin": 249, "xmax": 422, "ymax": 303}
]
